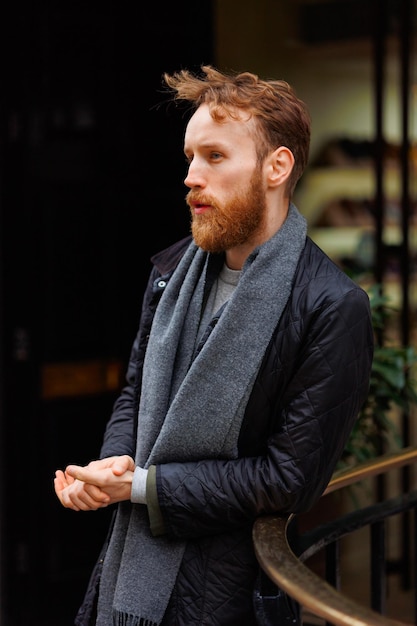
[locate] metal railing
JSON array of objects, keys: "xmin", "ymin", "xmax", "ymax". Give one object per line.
[{"xmin": 253, "ymin": 446, "xmax": 417, "ymax": 626}]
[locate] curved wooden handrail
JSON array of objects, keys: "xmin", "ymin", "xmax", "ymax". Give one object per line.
[
  {"xmin": 253, "ymin": 446, "xmax": 417, "ymax": 626},
  {"xmin": 324, "ymin": 446, "xmax": 417, "ymax": 496}
]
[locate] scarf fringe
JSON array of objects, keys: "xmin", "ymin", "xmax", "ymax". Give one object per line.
[{"xmin": 113, "ymin": 609, "xmax": 159, "ymax": 626}]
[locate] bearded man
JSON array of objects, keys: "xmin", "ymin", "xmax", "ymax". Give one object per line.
[{"xmin": 55, "ymin": 65, "xmax": 374, "ymax": 626}]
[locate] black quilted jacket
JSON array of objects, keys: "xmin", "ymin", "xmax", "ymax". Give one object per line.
[{"xmin": 98, "ymin": 235, "xmax": 374, "ymax": 626}]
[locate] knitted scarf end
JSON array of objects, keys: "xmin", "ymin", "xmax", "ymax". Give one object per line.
[{"xmin": 113, "ymin": 609, "xmax": 159, "ymax": 626}]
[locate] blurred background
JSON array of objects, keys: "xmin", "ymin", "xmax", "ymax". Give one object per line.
[{"xmin": 0, "ymin": 1, "xmax": 415, "ymax": 624}]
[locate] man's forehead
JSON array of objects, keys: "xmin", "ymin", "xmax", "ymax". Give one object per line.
[{"xmin": 184, "ymin": 104, "xmax": 255, "ymax": 145}]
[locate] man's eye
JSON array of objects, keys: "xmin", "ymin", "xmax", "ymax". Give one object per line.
[{"xmin": 211, "ymin": 152, "xmax": 222, "ymax": 161}]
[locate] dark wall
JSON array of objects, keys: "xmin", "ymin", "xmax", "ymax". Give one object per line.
[{"xmin": 0, "ymin": 2, "xmax": 214, "ymax": 624}]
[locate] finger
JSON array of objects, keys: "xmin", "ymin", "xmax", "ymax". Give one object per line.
[
  {"xmin": 87, "ymin": 457, "xmax": 117, "ymax": 471},
  {"xmin": 60, "ymin": 482, "xmax": 105, "ymax": 511},
  {"xmin": 65, "ymin": 464, "xmax": 83, "ymax": 477},
  {"xmin": 58, "ymin": 487, "xmax": 81, "ymax": 511},
  {"xmin": 54, "ymin": 477, "xmax": 66, "ymax": 494},
  {"xmin": 66, "ymin": 464, "xmax": 101, "ymax": 484},
  {"xmin": 112, "ymin": 455, "xmax": 134, "ymax": 475},
  {"xmin": 54, "ymin": 470, "xmax": 67, "ymax": 491},
  {"xmin": 83, "ymin": 483, "xmax": 110, "ymax": 504},
  {"xmin": 71, "ymin": 489, "xmax": 109, "ymax": 511}
]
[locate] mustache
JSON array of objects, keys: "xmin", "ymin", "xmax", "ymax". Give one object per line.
[{"xmin": 186, "ymin": 191, "xmax": 216, "ymax": 207}]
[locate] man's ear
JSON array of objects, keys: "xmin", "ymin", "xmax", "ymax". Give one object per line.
[{"xmin": 266, "ymin": 146, "xmax": 295, "ymax": 188}]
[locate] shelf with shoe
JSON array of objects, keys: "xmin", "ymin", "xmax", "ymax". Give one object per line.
[{"xmin": 294, "ymin": 139, "xmax": 417, "ymax": 309}]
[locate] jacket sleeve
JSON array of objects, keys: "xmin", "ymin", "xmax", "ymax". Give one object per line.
[
  {"xmin": 99, "ymin": 267, "xmax": 160, "ymax": 459},
  {"xmin": 99, "ymin": 335, "xmax": 139, "ymax": 458},
  {"xmin": 149, "ymin": 286, "xmax": 374, "ymax": 539}
]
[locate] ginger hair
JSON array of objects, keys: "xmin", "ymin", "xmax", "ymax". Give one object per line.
[{"xmin": 164, "ymin": 65, "xmax": 311, "ymax": 198}]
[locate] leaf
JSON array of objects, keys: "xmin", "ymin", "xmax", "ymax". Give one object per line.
[{"xmin": 339, "ymin": 280, "xmax": 417, "ymax": 468}]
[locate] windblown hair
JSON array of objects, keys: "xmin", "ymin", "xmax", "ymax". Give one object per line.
[{"xmin": 164, "ymin": 65, "xmax": 311, "ymax": 197}]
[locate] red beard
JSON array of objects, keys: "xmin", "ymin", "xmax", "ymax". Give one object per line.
[{"xmin": 186, "ymin": 169, "xmax": 266, "ymax": 253}]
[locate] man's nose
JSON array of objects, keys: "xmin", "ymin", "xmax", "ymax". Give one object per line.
[{"xmin": 184, "ymin": 160, "xmax": 205, "ymax": 189}]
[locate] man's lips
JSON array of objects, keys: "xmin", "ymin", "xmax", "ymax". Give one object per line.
[{"xmin": 192, "ymin": 202, "xmax": 212, "ymax": 214}]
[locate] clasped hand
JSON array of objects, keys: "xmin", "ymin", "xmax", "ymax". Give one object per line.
[{"xmin": 54, "ymin": 455, "xmax": 135, "ymax": 511}]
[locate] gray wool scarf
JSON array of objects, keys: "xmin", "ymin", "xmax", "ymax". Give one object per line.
[{"xmin": 96, "ymin": 204, "xmax": 307, "ymax": 626}]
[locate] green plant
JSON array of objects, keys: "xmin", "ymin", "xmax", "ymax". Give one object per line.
[{"xmin": 340, "ymin": 283, "xmax": 417, "ymax": 467}]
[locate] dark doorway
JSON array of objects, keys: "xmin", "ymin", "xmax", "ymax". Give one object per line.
[{"xmin": 0, "ymin": 2, "xmax": 214, "ymax": 624}]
